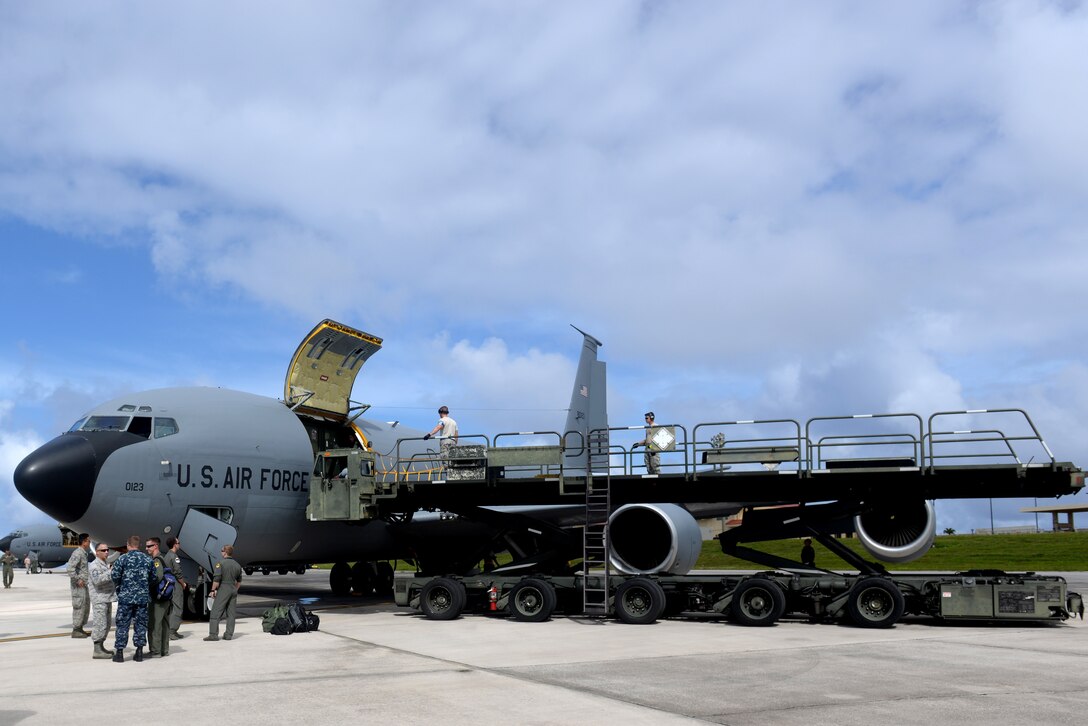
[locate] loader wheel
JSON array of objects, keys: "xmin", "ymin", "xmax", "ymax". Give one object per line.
[
  {"xmin": 508, "ymin": 578, "xmax": 557, "ymax": 622},
  {"xmin": 846, "ymin": 577, "xmax": 904, "ymax": 628},
  {"xmin": 730, "ymin": 577, "xmax": 786, "ymax": 626},
  {"xmin": 615, "ymin": 578, "xmax": 666, "ymax": 624},
  {"xmin": 184, "ymin": 581, "xmax": 211, "ymax": 621},
  {"xmin": 420, "ymin": 577, "xmax": 466, "ymax": 621}
]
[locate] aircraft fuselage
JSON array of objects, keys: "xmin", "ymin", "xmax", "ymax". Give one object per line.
[{"xmin": 13, "ymin": 387, "xmax": 456, "ymax": 567}]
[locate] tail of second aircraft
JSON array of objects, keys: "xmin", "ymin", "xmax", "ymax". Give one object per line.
[{"xmin": 564, "ymin": 326, "xmax": 608, "ymax": 472}]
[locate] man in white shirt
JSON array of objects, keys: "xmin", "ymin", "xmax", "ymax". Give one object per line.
[{"xmin": 424, "ymin": 406, "xmax": 459, "ymax": 458}]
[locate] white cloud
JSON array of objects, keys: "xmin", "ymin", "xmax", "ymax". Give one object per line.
[{"xmin": 0, "ymin": 428, "xmax": 49, "ymax": 535}]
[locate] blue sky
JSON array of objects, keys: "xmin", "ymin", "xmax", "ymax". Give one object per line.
[{"xmin": 2, "ymin": 2, "xmax": 1087, "ymax": 539}]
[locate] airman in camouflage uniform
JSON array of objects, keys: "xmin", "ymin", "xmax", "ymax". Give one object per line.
[
  {"xmin": 67, "ymin": 533, "xmax": 91, "ymax": 637},
  {"xmin": 1, "ymin": 549, "xmax": 16, "ymax": 588},
  {"xmin": 110, "ymin": 535, "xmax": 155, "ymax": 662},
  {"xmin": 88, "ymin": 542, "xmax": 116, "ymax": 659},
  {"xmin": 204, "ymin": 544, "xmax": 243, "ymax": 641}
]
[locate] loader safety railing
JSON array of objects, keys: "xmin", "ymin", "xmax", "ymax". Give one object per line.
[{"xmin": 378, "ymin": 408, "xmax": 1061, "ymax": 482}]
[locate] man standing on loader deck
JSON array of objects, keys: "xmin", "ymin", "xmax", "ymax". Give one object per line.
[{"xmin": 424, "ymin": 406, "xmax": 458, "ymax": 459}]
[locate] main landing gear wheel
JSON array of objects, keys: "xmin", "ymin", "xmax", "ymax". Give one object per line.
[
  {"xmin": 374, "ymin": 562, "xmax": 394, "ymax": 595},
  {"xmin": 730, "ymin": 577, "xmax": 786, "ymax": 626},
  {"xmin": 184, "ymin": 581, "xmax": 211, "ymax": 621},
  {"xmin": 507, "ymin": 578, "xmax": 557, "ymax": 622},
  {"xmin": 351, "ymin": 561, "xmax": 374, "ymax": 595},
  {"xmin": 846, "ymin": 577, "xmax": 904, "ymax": 628},
  {"xmin": 330, "ymin": 561, "xmax": 352, "ymax": 596},
  {"xmin": 614, "ymin": 577, "xmax": 667, "ymax": 625},
  {"xmin": 420, "ymin": 577, "xmax": 466, "ymax": 620}
]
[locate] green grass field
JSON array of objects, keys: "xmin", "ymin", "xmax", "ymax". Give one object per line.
[{"xmin": 695, "ymin": 531, "xmax": 1088, "ymax": 571}]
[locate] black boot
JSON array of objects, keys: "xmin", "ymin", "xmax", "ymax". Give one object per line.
[
  {"xmin": 133, "ymin": 646, "xmax": 144, "ymax": 662},
  {"xmin": 113, "ymin": 649, "xmax": 124, "ymax": 663}
]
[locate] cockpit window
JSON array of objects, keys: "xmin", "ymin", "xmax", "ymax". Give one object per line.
[
  {"xmin": 154, "ymin": 418, "xmax": 179, "ymax": 438},
  {"xmin": 68, "ymin": 417, "xmax": 88, "ymax": 432},
  {"xmin": 128, "ymin": 416, "xmax": 152, "ymax": 439},
  {"xmin": 118, "ymin": 405, "xmax": 136, "ymax": 412},
  {"xmin": 81, "ymin": 415, "xmax": 131, "ymax": 432}
]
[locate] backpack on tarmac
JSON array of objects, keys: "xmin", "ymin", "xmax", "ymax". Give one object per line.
[
  {"xmin": 287, "ymin": 602, "xmax": 319, "ymax": 633},
  {"xmin": 152, "ymin": 556, "xmax": 177, "ymax": 601},
  {"xmin": 270, "ymin": 617, "xmax": 292, "ymax": 636},
  {"xmin": 262, "ymin": 603, "xmax": 291, "ymax": 633}
]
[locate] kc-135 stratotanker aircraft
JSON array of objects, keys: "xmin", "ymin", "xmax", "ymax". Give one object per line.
[
  {"xmin": 13, "ymin": 320, "xmax": 1085, "ymax": 614},
  {"xmin": 0, "ymin": 523, "xmax": 80, "ymax": 571}
]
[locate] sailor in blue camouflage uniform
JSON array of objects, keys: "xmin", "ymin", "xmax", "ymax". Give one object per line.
[{"xmin": 110, "ymin": 534, "xmax": 155, "ymax": 663}]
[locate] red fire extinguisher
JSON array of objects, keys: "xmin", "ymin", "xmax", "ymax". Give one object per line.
[{"xmin": 488, "ymin": 585, "xmax": 499, "ymax": 611}]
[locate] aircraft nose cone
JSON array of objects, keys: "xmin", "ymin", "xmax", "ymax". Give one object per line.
[
  {"xmin": 0, "ymin": 535, "xmax": 12, "ymax": 552},
  {"xmin": 14, "ymin": 435, "xmax": 98, "ymax": 524}
]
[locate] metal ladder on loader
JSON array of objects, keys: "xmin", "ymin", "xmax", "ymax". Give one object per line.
[{"xmin": 581, "ymin": 429, "xmax": 611, "ymax": 615}]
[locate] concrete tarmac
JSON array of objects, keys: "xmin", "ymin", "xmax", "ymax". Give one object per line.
[{"xmin": 1, "ymin": 570, "xmax": 1086, "ymax": 725}]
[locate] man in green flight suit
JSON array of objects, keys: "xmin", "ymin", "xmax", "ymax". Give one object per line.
[
  {"xmin": 204, "ymin": 544, "xmax": 243, "ymax": 641},
  {"xmin": 1, "ymin": 548, "xmax": 16, "ymax": 588},
  {"xmin": 145, "ymin": 537, "xmax": 171, "ymax": 657}
]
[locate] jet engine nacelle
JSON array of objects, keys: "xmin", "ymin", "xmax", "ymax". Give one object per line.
[
  {"xmin": 608, "ymin": 503, "xmax": 702, "ymax": 575},
  {"xmin": 854, "ymin": 500, "xmax": 937, "ymax": 563}
]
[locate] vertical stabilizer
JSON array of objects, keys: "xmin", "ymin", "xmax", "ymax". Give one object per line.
[{"xmin": 565, "ymin": 326, "xmax": 608, "ymax": 471}]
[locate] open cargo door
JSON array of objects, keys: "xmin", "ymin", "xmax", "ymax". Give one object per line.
[
  {"xmin": 178, "ymin": 509, "xmax": 238, "ymax": 574},
  {"xmin": 284, "ymin": 319, "xmax": 383, "ymax": 421}
]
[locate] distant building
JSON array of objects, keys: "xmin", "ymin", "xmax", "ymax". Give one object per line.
[{"xmin": 1020, "ymin": 502, "xmax": 1088, "ymax": 532}]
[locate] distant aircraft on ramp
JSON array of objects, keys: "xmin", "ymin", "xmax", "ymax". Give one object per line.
[{"xmin": 0, "ymin": 523, "xmax": 80, "ymax": 571}]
